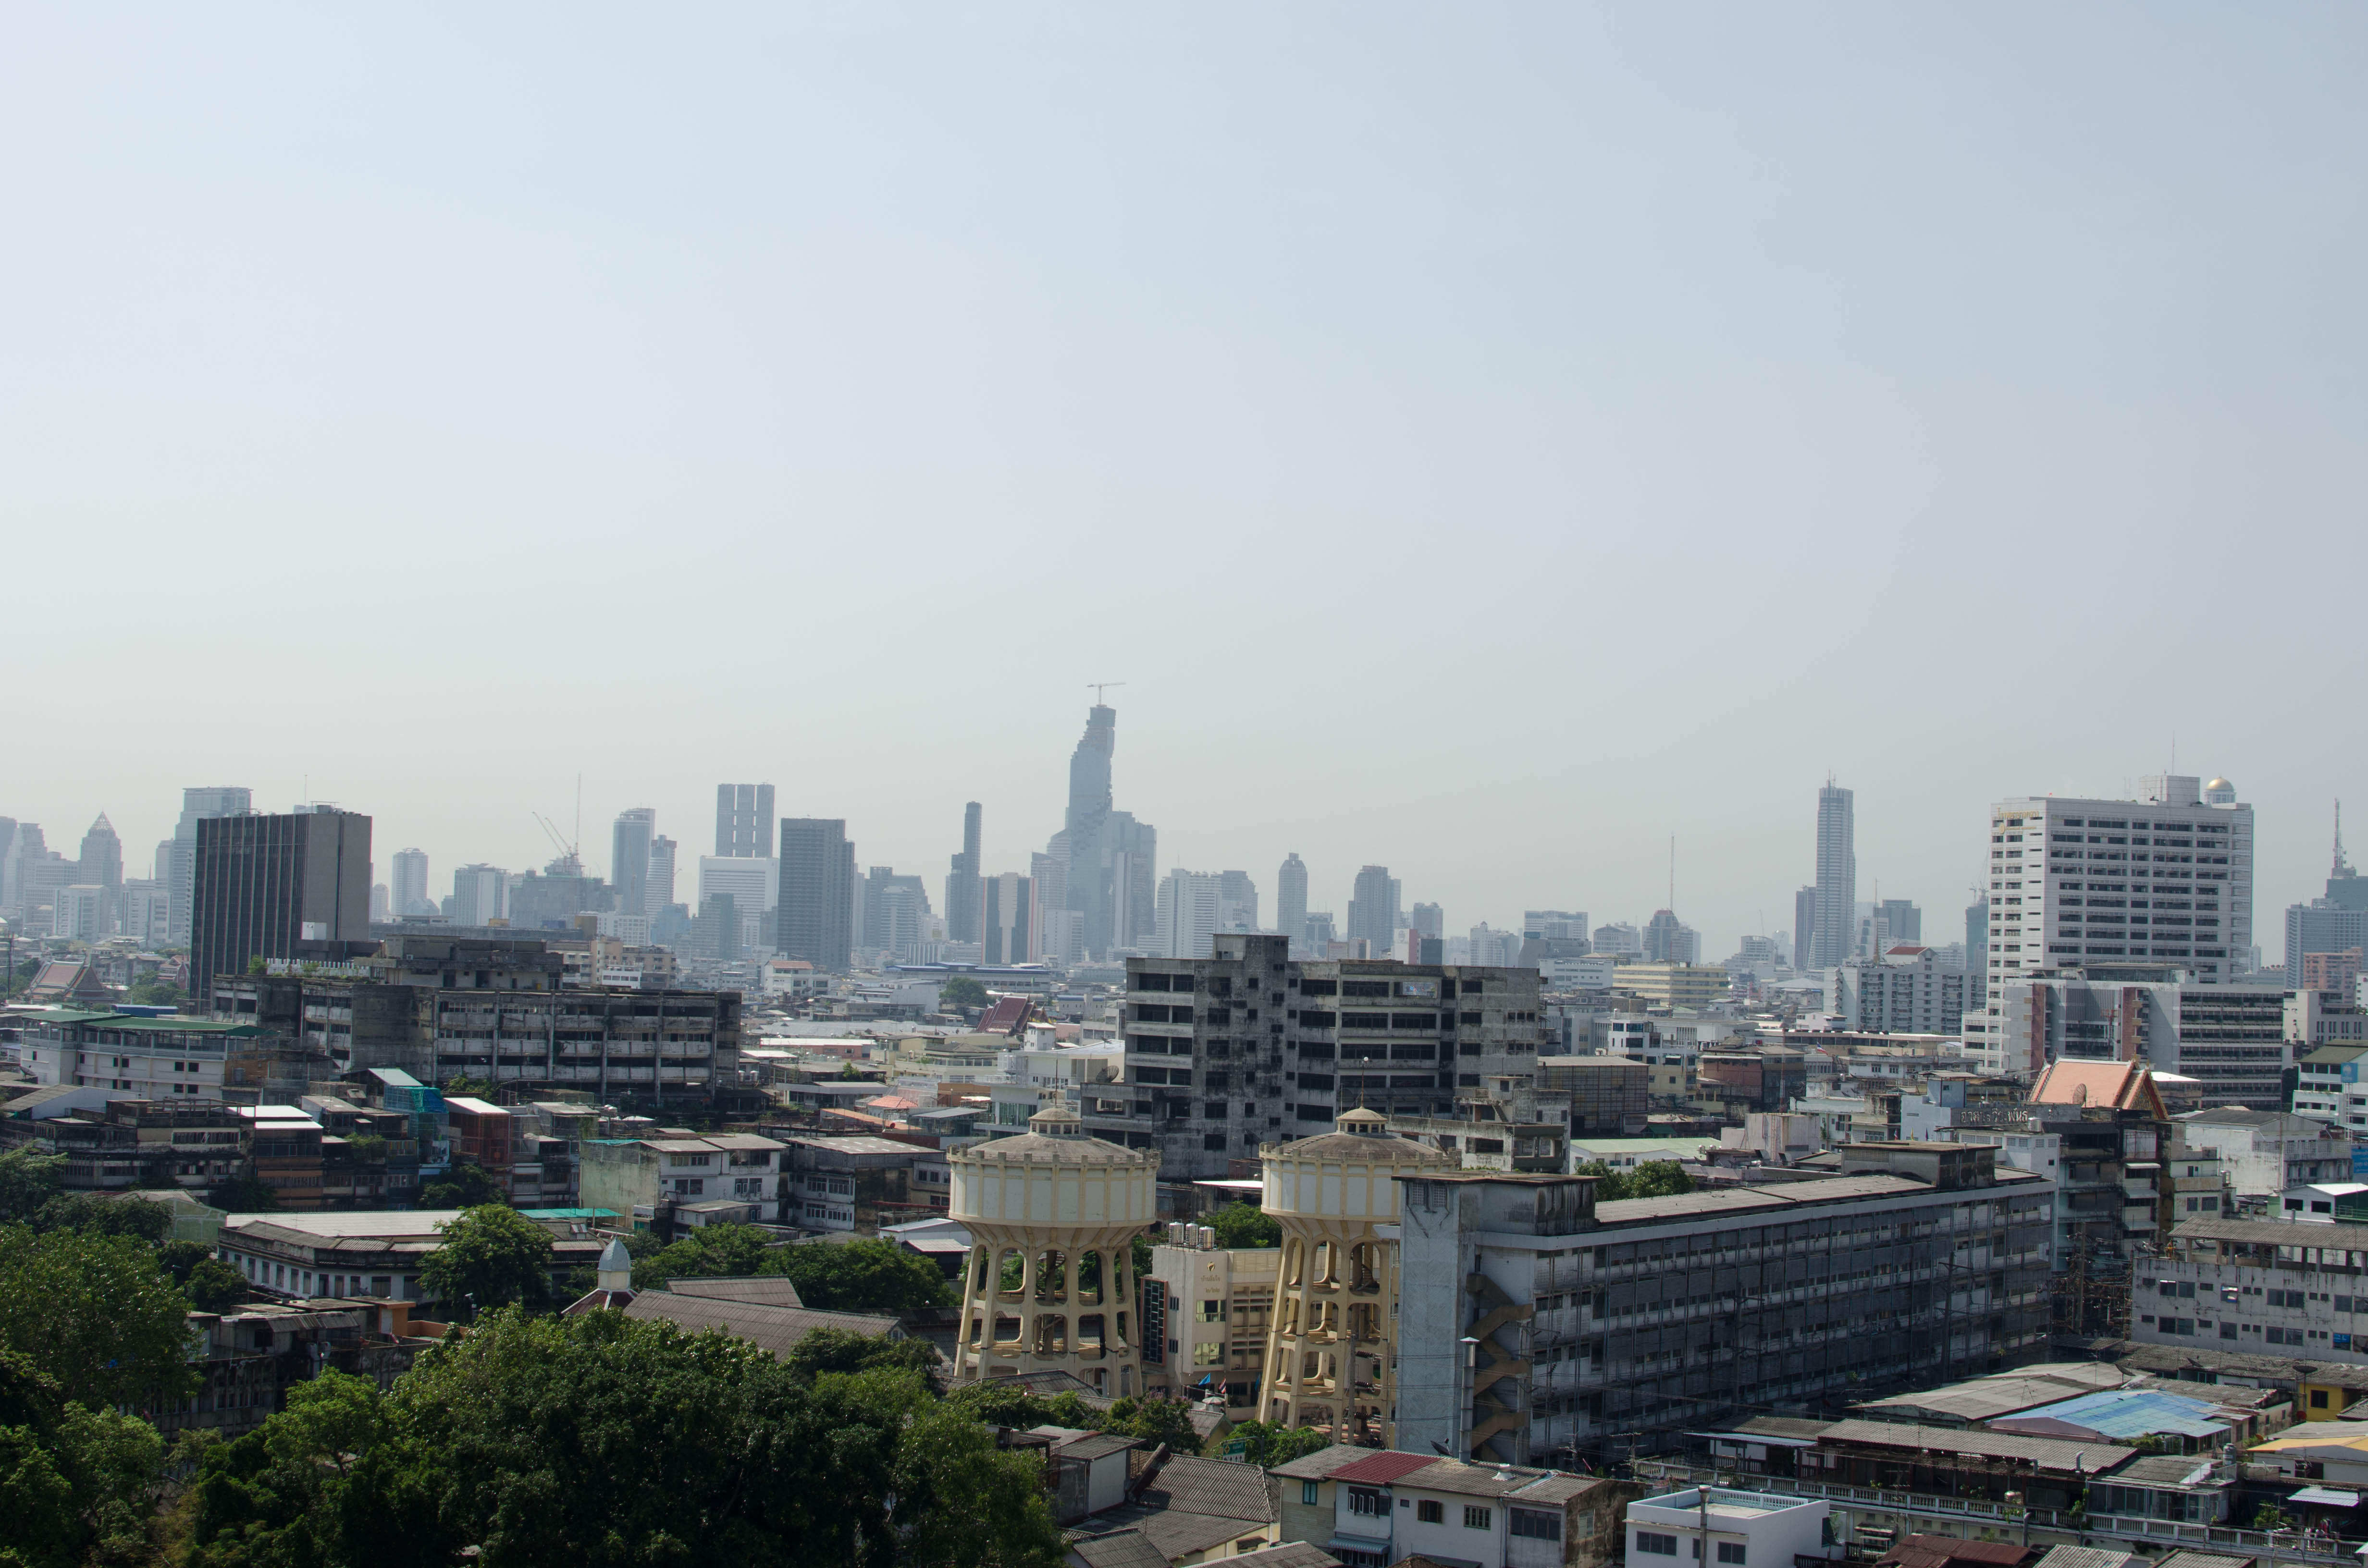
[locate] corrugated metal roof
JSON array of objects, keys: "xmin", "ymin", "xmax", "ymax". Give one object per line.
[
  {"xmin": 1988, "ymin": 1388, "xmax": 2231, "ymax": 1441},
  {"xmin": 2172, "ymin": 1215, "xmax": 2368, "ymax": 1248},
  {"xmin": 1818, "ymin": 1419, "xmax": 2136, "ymax": 1470}
]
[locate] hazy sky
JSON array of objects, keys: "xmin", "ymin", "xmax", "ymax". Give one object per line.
[{"xmin": 5, "ymin": 5, "xmax": 2364, "ymax": 958}]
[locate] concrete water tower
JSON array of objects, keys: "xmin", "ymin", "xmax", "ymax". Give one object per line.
[
  {"xmin": 1259, "ymin": 1107, "xmax": 1455, "ymax": 1440},
  {"xmin": 948, "ymin": 1090, "xmax": 1159, "ymax": 1396}
]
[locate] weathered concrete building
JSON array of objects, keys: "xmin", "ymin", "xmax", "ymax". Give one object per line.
[
  {"xmin": 1085, "ymin": 932, "xmax": 1553, "ymax": 1180},
  {"xmin": 1394, "ymin": 1142, "xmax": 2055, "ymax": 1467}
]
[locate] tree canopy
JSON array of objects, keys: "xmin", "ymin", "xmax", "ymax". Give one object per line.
[
  {"xmin": 1203, "ymin": 1201, "xmax": 1279, "ymax": 1250},
  {"xmin": 417, "ymin": 1161, "xmax": 509, "ymax": 1209},
  {"xmin": 419, "ymin": 1205, "xmax": 555, "ymax": 1319},
  {"xmin": 938, "ymin": 977, "xmax": 989, "ymax": 1009},
  {"xmin": 629, "ymin": 1221, "xmax": 775, "ymax": 1290},
  {"xmin": 182, "ymin": 1309, "xmax": 1066, "ymax": 1568},
  {"xmin": 1574, "ymin": 1158, "xmax": 1692, "ymax": 1202},
  {"xmin": 0, "ymin": 1148, "xmax": 66, "ymax": 1226},
  {"xmin": 1223, "ymin": 1419, "xmax": 1329, "ymax": 1467},
  {"xmin": 0, "ymin": 1224, "xmax": 197, "ymax": 1412},
  {"xmin": 761, "ymin": 1239, "xmax": 955, "ymax": 1313},
  {"xmin": 205, "ymin": 1175, "xmax": 282, "ymax": 1213}
]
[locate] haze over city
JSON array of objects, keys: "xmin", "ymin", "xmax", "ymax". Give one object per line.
[{"xmin": 8, "ymin": 6, "xmax": 2366, "ymax": 952}]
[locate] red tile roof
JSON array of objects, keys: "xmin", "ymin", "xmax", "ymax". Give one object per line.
[{"xmin": 2029, "ymin": 1060, "xmax": 2167, "ymax": 1116}]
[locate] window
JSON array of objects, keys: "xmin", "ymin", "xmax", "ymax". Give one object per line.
[
  {"xmin": 1348, "ymin": 1488, "xmax": 1386, "ymax": 1517},
  {"xmin": 1301, "ymin": 1481, "xmax": 1319, "ymax": 1505},
  {"xmin": 1719, "ymin": 1544, "xmax": 1747, "ymax": 1564},
  {"xmin": 1418, "ymin": 1500, "xmax": 1444, "ymax": 1523},
  {"xmin": 1638, "ymin": 1533, "xmax": 1679, "ymax": 1557},
  {"xmin": 1510, "ymin": 1509, "xmax": 1562, "ymax": 1541},
  {"xmin": 1200, "ymin": 1298, "xmax": 1223, "ymax": 1322},
  {"xmin": 1464, "ymin": 1506, "xmax": 1492, "ymax": 1530}
]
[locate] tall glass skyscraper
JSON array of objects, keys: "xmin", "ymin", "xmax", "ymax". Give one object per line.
[{"xmin": 1811, "ymin": 782, "xmax": 1857, "ymax": 970}]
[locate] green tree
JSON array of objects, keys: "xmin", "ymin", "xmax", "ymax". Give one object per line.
[
  {"xmin": 1225, "ymin": 1419, "xmax": 1330, "ymax": 1468},
  {"xmin": 1203, "ymin": 1201, "xmax": 1280, "ymax": 1250},
  {"xmin": 0, "ymin": 1148, "xmax": 66, "ymax": 1227},
  {"xmin": 31, "ymin": 1189, "xmax": 172, "ymax": 1243},
  {"xmin": 941, "ymin": 1381, "xmax": 1098, "ymax": 1431},
  {"xmin": 416, "ymin": 1161, "xmax": 509, "ymax": 1209},
  {"xmin": 1624, "ymin": 1160, "xmax": 1692, "ymax": 1200},
  {"xmin": 205, "ymin": 1175, "xmax": 282, "ymax": 1213},
  {"xmin": 939, "ymin": 976, "xmax": 989, "ymax": 1009},
  {"xmin": 419, "ymin": 1206, "xmax": 554, "ymax": 1319},
  {"xmin": 629, "ymin": 1222, "xmax": 775, "ymax": 1289},
  {"xmin": 125, "ymin": 979, "xmax": 186, "ymax": 1008},
  {"xmin": 763, "ymin": 1238, "xmax": 955, "ymax": 1312},
  {"xmin": 162, "ymin": 1243, "xmax": 249, "ymax": 1313},
  {"xmin": 0, "ymin": 1225, "xmax": 197, "ymax": 1411},
  {"xmin": 782, "ymin": 1327, "xmax": 944, "ymax": 1391},
  {"xmin": 1103, "ymin": 1396, "xmax": 1202, "ymax": 1454},
  {"xmin": 0, "ymin": 1349, "xmax": 166, "ymax": 1568}
]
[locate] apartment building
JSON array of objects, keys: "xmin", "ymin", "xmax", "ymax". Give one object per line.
[
  {"xmin": 1985, "ymin": 775, "xmax": 2253, "ymax": 989},
  {"xmin": 0, "ymin": 1096, "xmax": 246, "ymax": 1194},
  {"xmin": 216, "ymin": 1210, "xmax": 608, "ymax": 1303},
  {"xmin": 2294, "ymin": 1044, "xmax": 2368, "ymax": 1131},
  {"xmin": 22, "ymin": 1009, "xmax": 282, "ymax": 1103},
  {"xmin": 1393, "ymin": 1143, "xmax": 2053, "ymax": 1466},
  {"xmin": 1982, "ymin": 968, "xmax": 2289, "ymax": 1108},
  {"xmin": 2134, "ymin": 1213, "xmax": 2368, "ymax": 1365},
  {"xmin": 1825, "ymin": 946, "xmax": 1976, "ymax": 1036},
  {"xmin": 1273, "ymin": 1447, "xmax": 1622, "ymax": 1568},
  {"xmin": 2172, "ymin": 1107, "xmax": 2352, "ymax": 1198},
  {"xmin": 579, "ymin": 1132, "xmax": 785, "ymax": 1226},
  {"xmin": 427, "ymin": 988, "xmax": 739, "ymax": 1104},
  {"xmin": 1534, "ymin": 1057, "xmax": 1649, "ymax": 1136},
  {"xmin": 1085, "ymin": 932, "xmax": 1552, "ymax": 1179},
  {"xmin": 1139, "ymin": 1227, "xmax": 1279, "ymax": 1409}
]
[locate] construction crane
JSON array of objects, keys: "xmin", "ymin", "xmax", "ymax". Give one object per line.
[{"xmin": 1087, "ymin": 681, "xmax": 1126, "ymax": 704}]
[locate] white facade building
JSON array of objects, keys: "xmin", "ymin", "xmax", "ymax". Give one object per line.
[
  {"xmin": 449, "ymin": 863, "xmax": 507, "ymax": 927},
  {"xmin": 1825, "ymin": 945, "xmax": 1975, "ymax": 1035},
  {"xmin": 1152, "ymin": 870, "xmax": 1222, "ymax": 959},
  {"xmin": 51, "ymin": 884, "xmax": 110, "ymax": 940},
  {"xmin": 1628, "ymin": 1488, "xmax": 1832, "ymax": 1568},
  {"xmin": 697, "ymin": 855, "xmax": 777, "ymax": 954},
  {"xmin": 1986, "ymin": 774, "xmax": 2253, "ymax": 988},
  {"xmin": 119, "ymin": 879, "xmax": 171, "ymax": 947}
]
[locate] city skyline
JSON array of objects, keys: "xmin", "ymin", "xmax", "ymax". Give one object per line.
[{"xmin": 1, "ymin": 733, "xmax": 2326, "ymax": 964}]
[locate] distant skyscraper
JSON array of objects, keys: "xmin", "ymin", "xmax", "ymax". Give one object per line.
[
  {"xmin": 391, "ymin": 849, "xmax": 431, "ymax": 917},
  {"xmin": 1277, "ymin": 854, "xmax": 1308, "ymax": 952},
  {"xmin": 779, "ymin": 818, "xmax": 855, "ymax": 971},
  {"xmin": 1218, "ymin": 870, "xmax": 1258, "ymax": 933},
  {"xmin": 1792, "ymin": 887, "xmax": 1815, "ymax": 969},
  {"xmin": 945, "ymin": 802, "xmax": 983, "ymax": 944},
  {"xmin": 715, "ymin": 784, "xmax": 776, "ymax": 858},
  {"xmin": 450, "ymin": 864, "xmax": 507, "ymax": 927},
  {"xmin": 1050, "ymin": 704, "xmax": 1157, "ymax": 959},
  {"xmin": 1523, "ymin": 910, "xmax": 1587, "ymax": 942},
  {"xmin": 1155, "ymin": 870, "xmax": 1223, "ymax": 959},
  {"xmin": 1410, "ymin": 902, "xmax": 1445, "ymax": 939},
  {"xmin": 982, "ymin": 872, "xmax": 1037, "ymax": 964},
  {"xmin": 1346, "ymin": 866, "xmax": 1396, "ymax": 953},
  {"xmin": 697, "ymin": 855, "xmax": 777, "ymax": 957},
  {"xmin": 167, "ymin": 787, "xmax": 252, "ymax": 944},
  {"xmin": 1642, "ymin": 908, "xmax": 1687, "ymax": 962},
  {"xmin": 76, "ymin": 814, "xmax": 123, "ymax": 894},
  {"xmin": 646, "ymin": 835, "xmax": 678, "ymax": 919},
  {"xmin": 1965, "ymin": 895, "xmax": 1988, "ymax": 996},
  {"xmin": 861, "ymin": 867, "xmax": 930, "ymax": 955},
  {"xmin": 189, "ymin": 808, "xmax": 372, "ymax": 992},
  {"xmin": 2328, "ymin": 801, "xmax": 2368, "ymax": 913},
  {"xmin": 369, "ymin": 883, "xmax": 389, "ymax": 923},
  {"xmin": 1988, "ymin": 773, "xmax": 2252, "ymax": 988},
  {"xmin": 612, "ymin": 808, "xmax": 656, "ymax": 919},
  {"xmin": 1811, "ymin": 783, "xmax": 1857, "ymax": 970}
]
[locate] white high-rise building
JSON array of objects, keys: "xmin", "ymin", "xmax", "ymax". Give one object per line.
[
  {"xmin": 646, "ymin": 835, "xmax": 678, "ymax": 918},
  {"xmin": 450, "ymin": 864, "xmax": 507, "ymax": 927},
  {"xmin": 1153, "ymin": 870, "xmax": 1222, "ymax": 959},
  {"xmin": 698, "ymin": 854, "xmax": 777, "ymax": 955},
  {"xmin": 1826, "ymin": 944, "xmax": 1975, "ymax": 1034},
  {"xmin": 391, "ymin": 848, "xmax": 432, "ymax": 917},
  {"xmin": 1811, "ymin": 782, "xmax": 1856, "ymax": 969},
  {"xmin": 1985, "ymin": 773, "xmax": 2254, "ymax": 987}
]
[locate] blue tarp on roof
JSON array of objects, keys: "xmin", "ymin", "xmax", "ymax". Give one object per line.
[{"xmin": 1992, "ymin": 1388, "xmax": 2230, "ymax": 1441}]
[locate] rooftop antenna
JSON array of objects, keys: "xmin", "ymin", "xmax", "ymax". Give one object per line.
[
  {"xmin": 1668, "ymin": 836, "xmax": 1675, "ymax": 911},
  {"xmin": 1087, "ymin": 681, "xmax": 1126, "ymax": 704},
  {"xmin": 2336, "ymin": 799, "xmax": 2354, "ymax": 880}
]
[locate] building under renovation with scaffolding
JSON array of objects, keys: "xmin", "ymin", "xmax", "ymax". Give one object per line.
[{"xmin": 1392, "ymin": 1140, "xmax": 2055, "ymax": 1468}]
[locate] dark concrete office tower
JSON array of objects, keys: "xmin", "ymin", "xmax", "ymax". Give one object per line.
[
  {"xmin": 189, "ymin": 808, "xmax": 371, "ymax": 992},
  {"xmin": 715, "ymin": 784, "xmax": 775, "ymax": 858},
  {"xmin": 1346, "ymin": 865, "xmax": 1397, "ymax": 953},
  {"xmin": 945, "ymin": 802, "xmax": 983, "ymax": 944},
  {"xmin": 778, "ymin": 818, "xmax": 854, "ymax": 971},
  {"xmin": 1811, "ymin": 781, "xmax": 1856, "ymax": 969},
  {"xmin": 611, "ymin": 808, "xmax": 655, "ymax": 919},
  {"xmin": 1277, "ymin": 854, "xmax": 1308, "ymax": 954}
]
